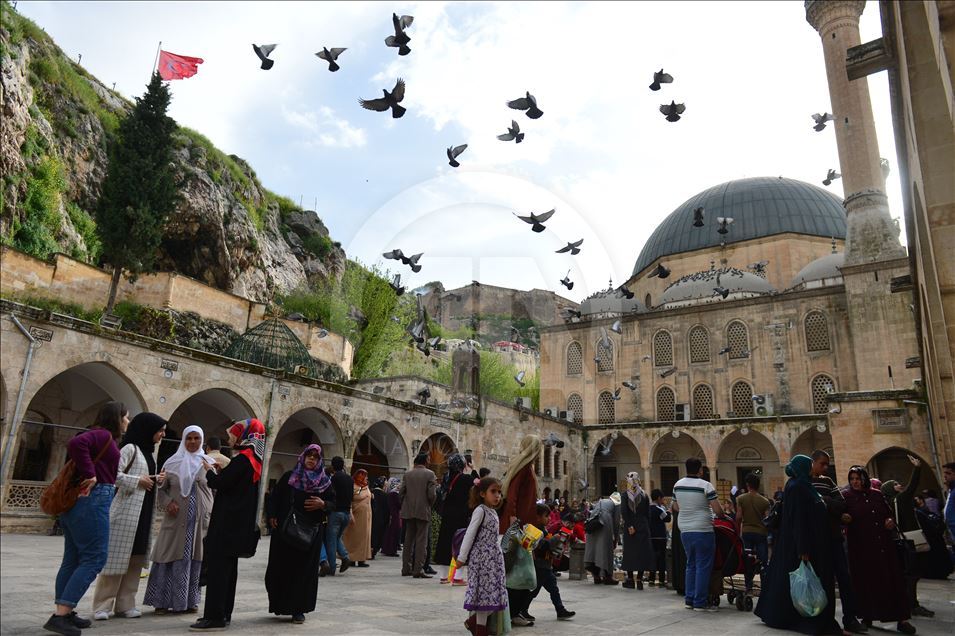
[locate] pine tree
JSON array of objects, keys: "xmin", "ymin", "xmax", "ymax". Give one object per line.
[{"xmin": 97, "ymin": 72, "xmax": 178, "ymax": 315}]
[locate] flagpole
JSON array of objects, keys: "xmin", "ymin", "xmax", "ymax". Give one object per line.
[{"xmin": 151, "ymin": 41, "xmax": 162, "ymax": 82}]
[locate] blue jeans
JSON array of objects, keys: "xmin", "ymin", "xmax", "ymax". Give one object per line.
[
  {"xmin": 324, "ymin": 511, "xmax": 350, "ymax": 574},
  {"xmin": 741, "ymin": 532, "xmax": 768, "ymax": 591},
  {"xmin": 55, "ymin": 484, "xmax": 113, "ymax": 607},
  {"xmin": 682, "ymin": 531, "xmax": 715, "ymax": 609}
]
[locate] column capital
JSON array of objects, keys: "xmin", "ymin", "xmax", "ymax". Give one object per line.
[{"xmin": 805, "ymin": 0, "xmax": 866, "ymax": 34}]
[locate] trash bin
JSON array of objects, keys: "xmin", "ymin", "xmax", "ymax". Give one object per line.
[{"xmin": 568, "ymin": 543, "xmax": 586, "ymax": 581}]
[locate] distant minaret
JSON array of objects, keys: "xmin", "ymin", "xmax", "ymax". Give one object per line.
[{"xmin": 805, "ymin": 0, "xmax": 904, "ymax": 266}]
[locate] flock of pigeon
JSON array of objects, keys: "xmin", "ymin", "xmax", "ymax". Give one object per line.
[{"xmin": 811, "ymin": 112, "xmax": 842, "ymax": 186}]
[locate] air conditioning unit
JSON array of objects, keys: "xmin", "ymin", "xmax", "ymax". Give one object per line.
[
  {"xmin": 559, "ymin": 410, "xmax": 574, "ymax": 423},
  {"xmin": 517, "ymin": 397, "xmax": 532, "ymax": 409},
  {"xmin": 544, "ymin": 406, "xmax": 559, "ymax": 418},
  {"xmin": 752, "ymin": 394, "xmax": 775, "ymax": 416},
  {"xmin": 674, "ymin": 403, "xmax": 691, "ymax": 421}
]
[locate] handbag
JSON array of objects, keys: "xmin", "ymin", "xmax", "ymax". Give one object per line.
[
  {"xmin": 281, "ymin": 490, "xmax": 321, "ymax": 552},
  {"xmin": 893, "ymin": 498, "xmax": 929, "ymax": 553},
  {"xmin": 584, "ymin": 509, "xmax": 604, "ymax": 533},
  {"xmin": 40, "ymin": 439, "xmax": 111, "ymax": 516}
]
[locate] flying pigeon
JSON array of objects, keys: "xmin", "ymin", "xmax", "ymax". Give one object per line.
[
  {"xmin": 612, "ymin": 388, "xmax": 622, "ymax": 401},
  {"xmin": 447, "ymin": 144, "xmax": 468, "ymax": 168},
  {"xmin": 385, "ymin": 13, "xmax": 414, "ymax": 56},
  {"xmin": 559, "ymin": 271, "xmax": 574, "ymax": 290},
  {"xmin": 578, "ymin": 476, "xmax": 589, "ymax": 491},
  {"xmin": 402, "ymin": 252, "xmax": 424, "ymax": 273},
  {"xmin": 693, "ymin": 206, "xmax": 705, "ymax": 227},
  {"xmin": 555, "ymin": 239, "xmax": 583, "ymax": 255},
  {"xmin": 515, "ymin": 209, "xmax": 555, "ymax": 233},
  {"xmin": 610, "ymin": 320, "xmax": 622, "ymax": 334},
  {"xmin": 360, "ymin": 78, "xmax": 407, "ymax": 118},
  {"xmin": 822, "ymin": 169, "xmax": 841, "ymax": 186},
  {"xmin": 713, "ymin": 286, "xmax": 730, "ymax": 299},
  {"xmin": 390, "ymin": 273, "xmax": 405, "ymax": 296},
  {"xmin": 622, "ymin": 381, "xmax": 637, "ymax": 391},
  {"xmin": 649, "ymin": 69, "xmax": 674, "ymax": 91},
  {"xmin": 514, "ymin": 370, "xmax": 526, "ymax": 387},
  {"xmin": 660, "ymin": 101, "xmax": 685, "ymax": 122},
  {"xmin": 252, "ymin": 44, "xmax": 277, "ymax": 70},
  {"xmin": 659, "ymin": 366, "xmax": 677, "ymax": 378},
  {"xmin": 593, "ymin": 355, "xmax": 602, "ymax": 365},
  {"xmin": 648, "ymin": 263, "xmax": 671, "ymax": 279},
  {"xmin": 716, "ymin": 217, "xmax": 734, "ymax": 235},
  {"xmin": 811, "ymin": 112, "xmax": 834, "ymax": 132},
  {"xmin": 315, "ymin": 47, "xmax": 347, "ymax": 72},
  {"xmin": 417, "ymin": 386, "xmax": 431, "ymax": 404},
  {"xmin": 718, "ymin": 345, "xmax": 732, "ymax": 355},
  {"xmin": 749, "ymin": 260, "xmax": 769, "ymax": 275},
  {"xmin": 616, "ymin": 285, "xmax": 634, "ymax": 300},
  {"xmin": 416, "ymin": 339, "xmax": 432, "ymax": 356},
  {"xmin": 383, "ymin": 249, "xmax": 406, "ymax": 261},
  {"xmin": 507, "ymin": 91, "xmax": 543, "ymax": 119},
  {"xmin": 600, "ymin": 326, "xmax": 611, "ymax": 350},
  {"xmin": 497, "ymin": 120, "xmax": 525, "ymax": 143},
  {"xmin": 408, "ymin": 319, "xmax": 426, "ymax": 343},
  {"xmin": 543, "ymin": 432, "xmax": 564, "ymax": 448},
  {"xmin": 562, "ymin": 308, "xmax": 582, "ymax": 320}
]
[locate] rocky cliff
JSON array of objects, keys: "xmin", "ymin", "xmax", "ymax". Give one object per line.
[{"xmin": 0, "ymin": 2, "xmax": 344, "ymax": 302}]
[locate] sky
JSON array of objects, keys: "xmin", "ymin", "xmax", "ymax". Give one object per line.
[{"xmin": 15, "ymin": 1, "xmax": 905, "ymax": 302}]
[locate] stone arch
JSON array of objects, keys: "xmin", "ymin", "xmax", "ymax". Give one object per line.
[
  {"xmin": 164, "ymin": 388, "xmax": 257, "ymax": 468},
  {"xmin": 650, "ymin": 431, "xmax": 705, "ymax": 496},
  {"xmin": 566, "ymin": 341, "xmax": 583, "ymax": 375},
  {"xmin": 353, "ymin": 420, "xmax": 409, "ymax": 480},
  {"xmin": 656, "ymin": 386, "xmax": 675, "ymax": 421},
  {"xmin": 804, "ymin": 310, "xmax": 831, "ymax": 352},
  {"xmin": 10, "ymin": 361, "xmax": 147, "ymax": 484},
  {"xmin": 567, "ymin": 393, "xmax": 583, "ymax": 424},
  {"xmin": 791, "ymin": 426, "xmax": 835, "ymax": 476},
  {"xmin": 420, "ymin": 432, "xmax": 457, "ymax": 482},
  {"xmin": 716, "ymin": 429, "xmax": 782, "ymax": 495},
  {"xmin": 653, "ymin": 330, "xmax": 673, "ymax": 367},
  {"xmin": 866, "ymin": 447, "xmax": 941, "ymax": 497},
  {"xmin": 730, "ymin": 379, "xmax": 754, "ymax": 417},
  {"xmin": 592, "ymin": 432, "xmax": 640, "ymax": 497},
  {"xmin": 688, "ymin": 325, "xmax": 710, "ymax": 363},
  {"xmin": 809, "ymin": 374, "xmax": 836, "ymax": 414},
  {"xmin": 597, "ymin": 390, "xmax": 615, "ymax": 424},
  {"xmin": 726, "ymin": 320, "xmax": 749, "ymax": 359},
  {"xmin": 267, "ymin": 406, "xmax": 344, "ymax": 485},
  {"xmin": 594, "ymin": 338, "xmax": 614, "ymax": 372},
  {"xmin": 691, "ymin": 383, "xmax": 715, "ymax": 419}
]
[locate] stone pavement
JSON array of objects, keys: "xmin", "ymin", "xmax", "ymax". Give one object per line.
[{"xmin": 1, "ymin": 534, "xmax": 953, "ymax": 635}]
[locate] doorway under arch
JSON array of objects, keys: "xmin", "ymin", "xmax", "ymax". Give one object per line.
[
  {"xmin": 716, "ymin": 429, "xmax": 782, "ymax": 495},
  {"xmin": 591, "ymin": 433, "xmax": 640, "ymax": 498},
  {"xmin": 420, "ymin": 433, "xmax": 457, "ymax": 483},
  {"xmin": 268, "ymin": 407, "xmax": 343, "ymax": 484},
  {"xmin": 867, "ymin": 447, "xmax": 940, "ymax": 496},
  {"xmin": 164, "ymin": 388, "xmax": 256, "ymax": 469},
  {"xmin": 651, "ymin": 432, "xmax": 705, "ymax": 497},
  {"xmin": 352, "ymin": 421, "xmax": 409, "ymax": 482}
]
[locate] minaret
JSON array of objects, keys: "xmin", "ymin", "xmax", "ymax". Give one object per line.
[{"xmin": 805, "ymin": 0, "xmax": 904, "ymax": 266}]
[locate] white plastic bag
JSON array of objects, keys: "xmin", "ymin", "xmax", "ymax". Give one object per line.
[{"xmin": 789, "ymin": 561, "xmax": 827, "ymax": 618}]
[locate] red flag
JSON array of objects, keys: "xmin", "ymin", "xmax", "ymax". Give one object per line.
[{"xmin": 157, "ymin": 50, "xmax": 204, "ymax": 80}]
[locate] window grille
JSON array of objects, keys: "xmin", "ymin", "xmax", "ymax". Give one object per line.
[
  {"xmin": 689, "ymin": 326, "xmax": 710, "ymax": 363},
  {"xmin": 692, "ymin": 384, "xmax": 714, "ymax": 419},
  {"xmin": 567, "ymin": 394, "xmax": 584, "ymax": 424},
  {"xmin": 811, "ymin": 374, "xmax": 835, "ymax": 414},
  {"xmin": 731, "ymin": 381, "xmax": 754, "ymax": 416},
  {"xmin": 805, "ymin": 312, "xmax": 831, "ymax": 352},
  {"xmin": 554, "ymin": 451, "xmax": 562, "ymax": 479},
  {"xmin": 596, "ymin": 339, "xmax": 614, "ymax": 372},
  {"xmin": 727, "ymin": 321, "xmax": 749, "ymax": 359},
  {"xmin": 598, "ymin": 391, "xmax": 616, "ymax": 424},
  {"xmin": 566, "ymin": 341, "xmax": 583, "ymax": 375},
  {"xmin": 656, "ymin": 386, "xmax": 675, "ymax": 421},
  {"xmin": 654, "ymin": 331, "xmax": 673, "ymax": 366},
  {"xmin": 543, "ymin": 445, "xmax": 553, "ymax": 478}
]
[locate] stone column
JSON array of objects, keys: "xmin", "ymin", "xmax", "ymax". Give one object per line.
[{"xmin": 805, "ymin": 0, "xmax": 905, "ymax": 266}]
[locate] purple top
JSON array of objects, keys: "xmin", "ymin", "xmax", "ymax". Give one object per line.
[{"xmin": 67, "ymin": 429, "xmax": 120, "ymax": 484}]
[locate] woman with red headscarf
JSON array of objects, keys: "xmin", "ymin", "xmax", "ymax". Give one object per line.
[
  {"xmin": 343, "ymin": 469, "xmax": 373, "ymax": 567},
  {"xmin": 189, "ymin": 419, "xmax": 264, "ymax": 632}
]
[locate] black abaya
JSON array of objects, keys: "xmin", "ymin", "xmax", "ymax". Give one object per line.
[
  {"xmin": 434, "ymin": 470, "xmax": 472, "ymax": 565},
  {"xmin": 264, "ymin": 471, "xmax": 329, "ymax": 616},
  {"xmin": 755, "ymin": 477, "xmax": 840, "ymax": 634},
  {"xmin": 370, "ymin": 486, "xmax": 389, "ymax": 556}
]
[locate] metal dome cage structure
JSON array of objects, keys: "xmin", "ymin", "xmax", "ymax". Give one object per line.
[{"xmin": 223, "ymin": 317, "xmax": 319, "ymax": 378}]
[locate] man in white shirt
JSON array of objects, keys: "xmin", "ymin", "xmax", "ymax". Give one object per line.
[{"xmin": 673, "ymin": 457, "xmax": 722, "ymax": 611}]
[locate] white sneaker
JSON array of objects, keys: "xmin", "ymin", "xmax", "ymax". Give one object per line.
[
  {"xmin": 512, "ymin": 615, "xmax": 533, "ymax": 626},
  {"xmin": 117, "ymin": 609, "xmax": 142, "ymax": 618},
  {"xmin": 93, "ymin": 611, "xmax": 109, "ymax": 621}
]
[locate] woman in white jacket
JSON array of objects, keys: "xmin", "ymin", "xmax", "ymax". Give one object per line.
[{"xmin": 91, "ymin": 413, "xmax": 166, "ymax": 620}]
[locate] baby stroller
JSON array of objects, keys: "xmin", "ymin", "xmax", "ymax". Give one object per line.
[{"xmin": 708, "ymin": 518, "xmax": 761, "ymax": 611}]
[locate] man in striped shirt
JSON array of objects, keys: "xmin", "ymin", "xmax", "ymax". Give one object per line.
[{"xmin": 673, "ymin": 458, "xmax": 723, "ymax": 611}]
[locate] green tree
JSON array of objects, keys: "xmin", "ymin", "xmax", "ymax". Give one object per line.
[{"xmin": 97, "ymin": 72, "xmax": 178, "ymax": 314}]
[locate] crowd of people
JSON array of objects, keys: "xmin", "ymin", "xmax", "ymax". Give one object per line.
[{"xmin": 42, "ymin": 411, "xmax": 955, "ymax": 636}]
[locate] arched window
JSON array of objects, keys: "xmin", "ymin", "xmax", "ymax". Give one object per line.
[
  {"xmin": 598, "ymin": 391, "xmax": 616, "ymax": 424},
  {"xmin": 554, "ymin": 451, "xmax": 562, "ymax": 479},
  {"xmin": 566, "ymin": 341, "xmax": 583, "ymax": 375},
  {"xmin": 811, "ymin": 374, "xmax": 836, "ymax": 414},
  {"xmin": 645, "ymin": 293, "xmax": 652, "ymax": 310},
  {"xmin": 656, "ymin": 386, "xmax": 675, "ymax": 421},
  {"xmin": 688, "ymin": 326, "xmax": 710, "ymax": 363},
  {"xmin": 543, "ymin": 445, "xmax": 553, "ymax": 478},
  {"xmin": 534, "ymin": 451, "xmax": 542, "ymax": 476},
  {"xmin": 727, "ymin": 321, "xmax": 749, "ymax": 359},
  {"xmin": 805, "ymin": 311, "xmax": 831, "ymax": 352},
  {"xmin": 595, "ymin": 338, "xmax": 614, "ymax": 372},
  {"xmin": 692, "ymin": 384, "xmax": 714, "ymax": 419},
  {"xmin": 567, "ymin": 393, "xmax": 583, "ymax": 424},
  {"xmin": 653, "ymin": 330, "xmax": 673, "ymax": 366},
  {"xmin": 731, "ymin": 380, "xmax": 754, "ymax": 416}
]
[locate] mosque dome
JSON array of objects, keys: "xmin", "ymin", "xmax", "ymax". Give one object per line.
[
  {"xmin": 223, "ymin": 317, "xmax": 319, "ymax": 378},
  {"xmin": 659, "ymin": 267, "xmax": 776, "ymax": 308},
  {"xmin": 790, "ymin": 251, "xmax": 845, "ymax": 288},
  {"xmin": 579, "ymin": 286, "xmax": 645, "ymax": 317},
  {"xmin": 632, "ymin": 177, "xmax": 847, "ymax": 277}
]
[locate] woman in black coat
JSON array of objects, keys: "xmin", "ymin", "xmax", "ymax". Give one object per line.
[
  {"xmin": 755, "ymin": 455, "xmax": 840, "ymax": 635},
  {"xmin": 265, "ymin": 444, "xmax": 335, "ymax": 624},
  {"xmin": 621, "ymin": 472, "xmax": 655, "ymax": 590},
  {"xmin": 190, "ymin": 419, "xmax": 264, "ymax": 632},
  {"xmin": 370, "ymin": 477, "xmax": 390, "ymax": 558},
  {"xmin": 434, "ymin": 454, "xmax": 472, "ymax": 583}
]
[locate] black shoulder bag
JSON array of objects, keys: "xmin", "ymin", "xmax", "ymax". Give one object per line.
[{"xmin": 281, "ymin": 488, "xmax": 321, "ymax": 552}]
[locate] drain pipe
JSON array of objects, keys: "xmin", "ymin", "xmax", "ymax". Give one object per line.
[
  {"xmin": 1, "ymin": 315, "xmax": 38, "ymax": 486},
  {"xmin": 255, "ymin": 379, "xmax": 279, "ymax": 528}
]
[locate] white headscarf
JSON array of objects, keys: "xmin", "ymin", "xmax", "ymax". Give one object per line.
[
  {"xmin": 162, "ymin": 425, "xmax": 213, "ymax": 497},
  {"xmin": 626, "ymin": 471, "xmax": 644, "ymax": 502}
]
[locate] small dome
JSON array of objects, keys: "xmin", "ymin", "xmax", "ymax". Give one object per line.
[
  {"xmin": 579, "ymin": 287, "xmax": 645, "ymax": 317},
  {"xmin": 791, "ymin": 252, "xmax": 844, "ymax": 288},
  {"xmin": 223, "ymin": 317, "xmax": 318, "ymax": 377},
  {"xmin": 659, "ymin": 267, "xmax": 776, "ymax": 308}
]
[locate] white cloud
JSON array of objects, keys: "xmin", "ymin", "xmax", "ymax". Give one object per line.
[{"xmin": 282, "ymin": 105, "xmax": 367, "ymax": 148}]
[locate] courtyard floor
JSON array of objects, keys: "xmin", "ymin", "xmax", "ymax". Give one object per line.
[{"xmin": 1, "ymin": 534, "xmax": 953, "ymax": 635}]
